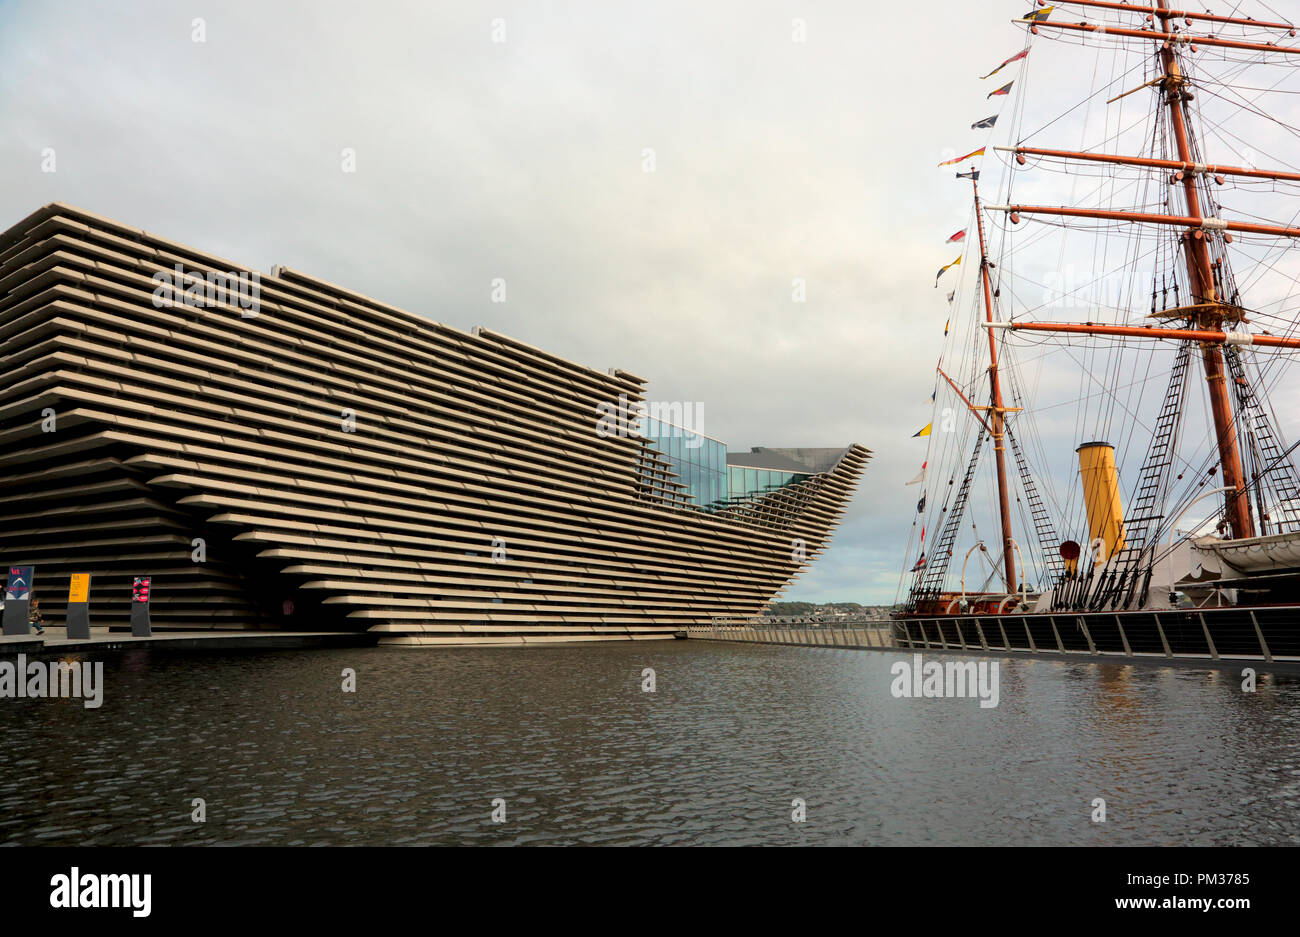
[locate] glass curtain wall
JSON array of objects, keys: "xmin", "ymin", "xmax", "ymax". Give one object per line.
[
  {"xmin": 642, "ymin": 416, "xmax": 727, "ymax": 509},
  {"xmin": 726, "ymin": 465, "xmax": 810, "ymax": 501}
]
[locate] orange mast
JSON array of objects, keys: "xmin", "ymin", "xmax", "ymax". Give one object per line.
[
  {"xmin": 987, "ymin": 320, "xmax": 1300, "ymax": 351},
  {"xmin": 1025, "ymin": 0, "xmax": 1300, "ymax": 56},
  {"xmin": 1027, "ymin": 20, "xmax": 1300, "ymax": 56},
  {"xmin": 1154, "ymin": 0, "xmax": 1254, "ymax": 539},
  {"xmin": 996, "ymin": 146, "xmax": 1300, "ymax": 185},
  {"xmin": 986, "ymin": 203, "xmax": 1300, "ymax": 240},
  {"xmin": 972, "ymin": 175, "xmax": 1019, "ymax": 591},
  {"xmin": 1038, "ymin": 0, "xmax": 1296, "ymax": 32}
]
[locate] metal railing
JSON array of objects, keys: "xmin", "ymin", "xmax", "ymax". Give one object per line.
[
  {"xmin": 687, "ymin": 618, "xmax": 895, "ymax": 649},
  {"xmin": 685, "ymin": 606, "xmax": 1300, "ymax": 662}
]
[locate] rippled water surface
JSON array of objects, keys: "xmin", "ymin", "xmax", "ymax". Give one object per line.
[{"xmin": 2, "ymin": 642, "xmax": 1299, "ymax": 845}]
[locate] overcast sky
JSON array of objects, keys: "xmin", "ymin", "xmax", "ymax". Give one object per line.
[{"xmin": 4, "ymin": 0, "xmax": 1299, "ymax": 605}]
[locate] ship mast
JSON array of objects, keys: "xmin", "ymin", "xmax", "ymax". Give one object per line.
[
  {"xmin": 973, "ymin": 175, "xmax": 1018, "ymax": 591},
  {"xmin": 1153, "ymin": 0, "xmax": 1253, "ymax": 540}
]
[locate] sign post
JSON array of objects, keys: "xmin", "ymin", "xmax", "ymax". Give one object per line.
[
  {"xmin": 67, "ymin": 573, "xmax": 92, "ymax": 640},
  {"xmin": 131, "ymin": 576, "xmax": 152, "ymax": 637},
  {"xmin": 2, "ymin": 566, "xmax": 35, "ymax": 636}
]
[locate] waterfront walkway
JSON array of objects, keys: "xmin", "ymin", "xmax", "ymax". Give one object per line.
[
  {"xmin": 686, "ymin": 620, "xmax": 894, "ymax": 649},
  {"xmin": 686, "ymin": 614, "xmax": 1300, "ymax": 674},
  {"xmin": 0, "ymin": 628, "xmax": 371, "ymax": 654}
]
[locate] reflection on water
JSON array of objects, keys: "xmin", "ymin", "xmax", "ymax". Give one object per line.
[{"xmin": 1, "ymin": 642, "xmax": 1297, "ymax": 845}]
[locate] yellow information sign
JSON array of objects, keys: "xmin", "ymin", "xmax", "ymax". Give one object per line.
[{"xmin": 68, "ymin": 573, "xmax": 90, "ymax": 604}]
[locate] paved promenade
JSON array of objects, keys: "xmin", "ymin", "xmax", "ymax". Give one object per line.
[{"xmin": 0, "ymin": 629, "xmax": 372, "ymax": 654}]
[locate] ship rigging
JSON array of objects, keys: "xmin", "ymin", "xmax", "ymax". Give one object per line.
[{"xmin": 899, "ymin": 0, "xmax": 1300, "ymax": 620}]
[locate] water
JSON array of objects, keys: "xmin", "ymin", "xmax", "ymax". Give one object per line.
[{"xmin": 1, "ymin": 642, "xmax": 1298, "ymax": 845}]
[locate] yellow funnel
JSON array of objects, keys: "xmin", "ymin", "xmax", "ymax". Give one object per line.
[{"xmin": 1077, "ymin": 442, "xmax": 1126, "ymax": 565}]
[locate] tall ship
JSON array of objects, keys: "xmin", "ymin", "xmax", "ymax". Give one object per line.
[
  {"xmin": 896, "ymin": 0, "xmax": 1300, "ymax": 662},
  {"xmin": 0, "ymin": 203, "xmax": 868, "ymax": 644}
]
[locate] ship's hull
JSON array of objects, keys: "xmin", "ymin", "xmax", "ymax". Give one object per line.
[
  {"xmin": 0, "ymin": 204, "xmax": 869, "ymax": 644},
  {"xmin": 893, "ymin": 606, "xmax": 1300, "ymax": 665}
]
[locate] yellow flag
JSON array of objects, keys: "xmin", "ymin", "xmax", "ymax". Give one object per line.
[
  {"xmin": 913, "ymin": 423, "xmax": 932, "ymax": 438},
  {"xmin": 938, "ymin": 147, "xmax": 986, "ymax": 168},
  {"xmin": 935, "ymin": 255, "xmax": 962, "ymax": 287}
]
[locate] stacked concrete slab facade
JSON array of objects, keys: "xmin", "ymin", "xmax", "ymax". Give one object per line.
[{"xmin": 0, "ymin": 204, "xmax": 870, "ymax": 645}]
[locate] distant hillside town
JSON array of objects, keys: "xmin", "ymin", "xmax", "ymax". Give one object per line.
[{"xmin": 762, "ymin": 602, "xmax": 893, "ymax": 621}]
